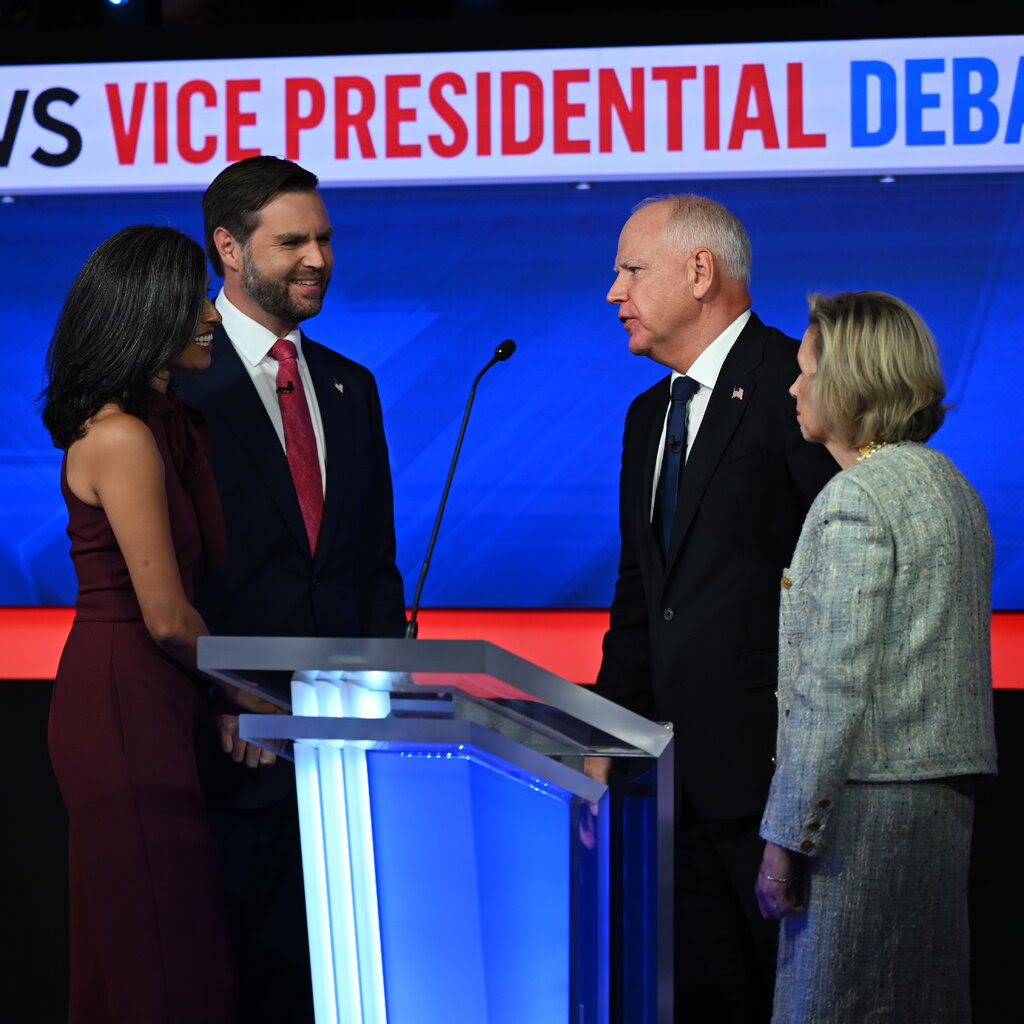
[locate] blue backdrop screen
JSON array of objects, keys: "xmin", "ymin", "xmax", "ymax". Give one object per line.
[{"xmin": 2, "ymin": 174, "xmax": 1021, "ymax": 608}]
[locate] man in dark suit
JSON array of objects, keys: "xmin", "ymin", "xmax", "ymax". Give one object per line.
[
  {"xmin": 178, "ymin": 156, "xmax": 406, "ymax": 1023},
  {"xmin": 587, "ymin": 196, "xmax": 836, "ymax": 1022}
]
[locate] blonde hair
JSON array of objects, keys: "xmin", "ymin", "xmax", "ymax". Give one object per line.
[
  {"xmin": 634, "ymin": 194, "xmax": 751, "ymax": 284},
  {"xmin": 808, "ymin": 291, "xmax": 946, "ymax": 446}
]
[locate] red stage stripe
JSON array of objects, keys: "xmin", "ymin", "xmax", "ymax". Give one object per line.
[
  {"xmin": 0, "ymin": 607, "xmax": 1020, "ymax": 688},
  {"xmin": 2, "ymin": 607, "xmax": 74, "ymax": 680},
  {"xmin": 991, "ymin": 611, "xmax": 1024, "ymax": 691}
]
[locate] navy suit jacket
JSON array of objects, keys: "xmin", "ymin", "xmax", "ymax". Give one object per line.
[
  {"xmin": 595, "ymin": 313, "xmax": 837, "ymax": 820},
  {"xmin": 177, "ymin": 323, "xmax": 407, "ymax": 805}
]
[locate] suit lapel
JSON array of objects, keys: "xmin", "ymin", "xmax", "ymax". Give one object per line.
[
  {"xmin": 641, "ymin": 377, "xmax": 671, "ymax": 567},
  {"xmin": 304, "ymin": 335, "xmax": 352, "ymax": 567},
  {"xmin": 210, "ymin": 324, "xmax": 312, "ymax": 560},
  {"xmin": 665, "ymin": 315, "xmax": 765, "ymax": 565}
]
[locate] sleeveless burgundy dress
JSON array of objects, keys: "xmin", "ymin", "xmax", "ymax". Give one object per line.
[{"xmin": 48, "ymin": 391, "xmax": 236, "ymax": 1024}]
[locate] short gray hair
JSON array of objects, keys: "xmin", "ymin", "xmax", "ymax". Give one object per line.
[
  {"xmin": 635, "ymin": 194, "xmax": 752, "ymax": 284},
  {"xmin": 808, "ymin": 291, "xmax": 947, "ymax": 446}
]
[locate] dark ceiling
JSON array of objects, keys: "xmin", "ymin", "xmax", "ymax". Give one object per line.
[{"xmin": 1, "ymin": 1, "xmax": 1017, "ymax": 64}]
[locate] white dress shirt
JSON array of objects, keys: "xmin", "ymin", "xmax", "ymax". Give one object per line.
[
  {"xmin": 650, "ymin": 309, "xmax": 751, "ymax": 518},
  {"xmin": 214, "ymin": 289, "xmax": 327, "ymax": 495}
]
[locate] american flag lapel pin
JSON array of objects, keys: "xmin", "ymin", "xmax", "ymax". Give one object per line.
[
  {"xmin": 333, "ymin": 379, "xmax": 344, "ymax": 394},
  {"xmin": 731, "ymin": 385, "xmax": 744, "ymax": 400}
]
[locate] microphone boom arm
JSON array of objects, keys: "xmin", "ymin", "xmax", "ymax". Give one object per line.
[{"xmin": 404, "ymin": 339, "xmax": 516, "ymax": 638}]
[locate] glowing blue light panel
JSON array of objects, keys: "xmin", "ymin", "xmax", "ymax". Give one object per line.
[
  {"xmin": 370, "ymin": 749, "xmax": 572, "ymax": 1023},
  {"xmin": 279, "ymin": 664, "xmax": 613, "ymax": 1024}
]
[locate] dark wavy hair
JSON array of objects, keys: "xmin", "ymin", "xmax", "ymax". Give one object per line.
[
  {"xmin": 41, "ymin": 224, "xmax": 207, "ymax": 449},
  {"xmin": 203, "ymin": 155, "xmax": 319, "ymax": 277}
]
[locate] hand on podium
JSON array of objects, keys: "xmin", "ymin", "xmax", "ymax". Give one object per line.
[
  {"xmin": 579, "ymin": 756, "xmax": 612, "ymax": 850},
  {"xmin": 216, "ymin": 684, "xmax": 287, "ymax": 768}
]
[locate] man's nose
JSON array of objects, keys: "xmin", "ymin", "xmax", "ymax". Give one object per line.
[
  {"xmin": 300, "ymin": 240, "xmax": 327, "ymax": 267},
  {"xmin": 606, "ymin": 272, "xmax": 626, "ymax": 305}
]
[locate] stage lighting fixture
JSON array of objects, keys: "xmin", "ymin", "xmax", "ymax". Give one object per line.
[{"xmin": 100, "ymin": 0, "xmax": 147, "ymax": 26}]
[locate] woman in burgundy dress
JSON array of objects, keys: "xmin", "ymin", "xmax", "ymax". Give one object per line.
[{"xmin": 41, "ymin": 225, "xmax": 272, "ymax": 1023}]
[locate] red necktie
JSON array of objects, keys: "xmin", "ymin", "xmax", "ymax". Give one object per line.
[{"xmin": 270, "ymin": 338, "xmax": 323, "ymax": 554}]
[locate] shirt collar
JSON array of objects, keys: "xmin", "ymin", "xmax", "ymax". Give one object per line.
[
  {"xmin": 670, "ymin": 309, "xmax": 751, "ymax": 391},
  {"xmin": 215, "ymin": 289, "xmax": 303, "ymax": 367}
]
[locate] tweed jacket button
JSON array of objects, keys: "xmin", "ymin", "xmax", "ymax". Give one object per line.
[
  {"xmin": 818, "ymin": 799, "xmax": 831, "ymax": 808},
  {"xmin": 807, "ymin": 821, "xmax": 820, "ymax": 830},
  {"xmin": 800, "ymin": 839, "xmax": 815, "ymax": 852},
  {"xmin": 662, "ymin": 608, "xmax": 674, "ymax": 621},
  {"xmin": 781, "ymin": 575, "xmax": 793, "ymax": 589}
]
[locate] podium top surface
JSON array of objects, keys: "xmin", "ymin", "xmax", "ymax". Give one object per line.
[{"xmin": 198, "ymin": 635, "xmax": 671, "ymax": 759}]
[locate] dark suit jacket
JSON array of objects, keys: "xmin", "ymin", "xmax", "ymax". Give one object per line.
[
  {"xmin": 177, "ymin": 323, "xmax": 407, "ymax": 805},
  {"xmin": 595, "ymin": 313, "xmax": 837, "ymax": 821}
]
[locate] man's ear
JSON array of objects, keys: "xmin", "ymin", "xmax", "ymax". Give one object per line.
[
  {"xmin": 213, "ymin": 226, "xmax": 241, "ymax": 274},
  {"xmin": 691, "ymin": 247, "xmax": 716, "ymax": 300}
]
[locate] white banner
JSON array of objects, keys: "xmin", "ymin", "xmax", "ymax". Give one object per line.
[{"xmin": 1, "ymin": 35, "xmax": 1021, "ymax": 192}]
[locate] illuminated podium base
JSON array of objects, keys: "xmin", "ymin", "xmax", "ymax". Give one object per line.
[{"xmin": 200, "ymin": 638, "xmax": 674, "ymax": 1024}]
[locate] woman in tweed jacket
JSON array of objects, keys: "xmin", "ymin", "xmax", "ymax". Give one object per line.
[{"xmin": 753, "ymin": 292, "xmax": 997, "ymax": 1023}]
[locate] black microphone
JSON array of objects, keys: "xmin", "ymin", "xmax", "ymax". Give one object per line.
[
  {"xmin": 276, "ymin": 381, "xmax": 294, "ymax": 394},
  {"xmin": 405, "ymin": 339, "xmax": 517, "ymax": 639},
  {"xmin": 492, "ymin": 339, "xmax": 516, "ymax": 363}
]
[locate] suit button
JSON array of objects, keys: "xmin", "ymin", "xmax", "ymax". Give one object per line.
[
  {"xmin": 663, "ymin": 608, "xmax": 674, "ymax": 621},
  {"xmin": 807, "ymin": 821, "xmax": 820, "ymax": 831},
  {"xmin": 781, "ymin": 575, "xmax": 793, "ymax": 589},
  {"xmin": 818, "ymin": 799, "xmax": 831, "ymax": 809},
  {"xmin": 800, "ymin": 839, "xmax": 815, "ymax": 852}
]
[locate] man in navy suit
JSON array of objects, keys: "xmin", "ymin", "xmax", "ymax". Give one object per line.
[
  {"xmin": 178, "ymin": 156, "xmax": 406, "ymax": 1023},
  {"xmin": 587, "ymin": 196, "xmax": 836, "ymax": 1022}
]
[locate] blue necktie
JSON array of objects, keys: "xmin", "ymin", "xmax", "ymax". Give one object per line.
[{"xmin": 655, "ymin": 375, "xmax": 699, "ymax": 555}]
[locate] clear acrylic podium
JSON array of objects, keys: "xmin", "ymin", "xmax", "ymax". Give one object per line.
[{"xmin": 198, "ymin": 636, "xmax": 674, "ymax": 1024}]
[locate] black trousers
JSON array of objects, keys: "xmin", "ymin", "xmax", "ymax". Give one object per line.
[
  {"xmin": 207, "ymin": 795, "xmax": 315, "ymax": 1024},
  {"xmin": 674, "ymin": 804, "xmax": 778, "ymax": 1024}
]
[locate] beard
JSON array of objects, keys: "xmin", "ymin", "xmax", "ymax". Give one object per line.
[{"xmin": 240, "ymin": 247, "xmax": 328, "ymax": 326}]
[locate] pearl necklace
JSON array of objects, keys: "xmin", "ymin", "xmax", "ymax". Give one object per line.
[{"xmin": 856, "ymin": 440, "xmax": 887, "ymax": 462}]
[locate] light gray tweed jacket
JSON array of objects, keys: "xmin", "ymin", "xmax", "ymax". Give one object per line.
[{"xmin": 760, "ymin": 441, "xmax": 997, "ymax": 855}]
